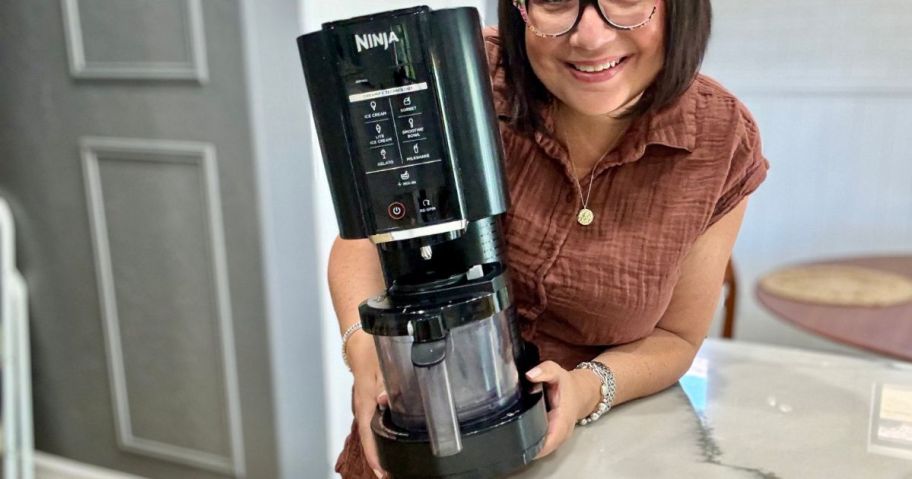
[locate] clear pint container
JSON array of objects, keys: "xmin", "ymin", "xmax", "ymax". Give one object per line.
[{"xmin": 374, "ymin": 309, "xmax": 521, "ymax": 431}]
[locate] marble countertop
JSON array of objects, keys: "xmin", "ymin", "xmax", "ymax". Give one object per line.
[{"xmin": 511, "ymin": 338, "xmax": 912, "ymax": 478}]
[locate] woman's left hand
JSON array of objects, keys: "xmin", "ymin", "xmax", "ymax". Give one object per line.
[{"xmin": 525, "ymin": 360, "xmax": 600, "ymax": 459}]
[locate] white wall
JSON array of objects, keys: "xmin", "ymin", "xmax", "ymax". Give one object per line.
[
  {"xmin": 297, "ymin": 2, "xmax": 496, "ymax": 476},
  {"xmin": 701, "ymin": 0, "xmax": 912, "ymax": 352},
  {"xmin": 241, "ymin": 0, "xmax": 328, "ymax": 477}
]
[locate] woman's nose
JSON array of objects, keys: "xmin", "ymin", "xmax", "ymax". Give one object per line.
[{"xmin": 569, "ymin": 4, "xmax": 618, "ymax": 50}]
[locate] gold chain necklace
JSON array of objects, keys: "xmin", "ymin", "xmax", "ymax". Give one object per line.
[
  {"xmin": 568, "ymin": 154, "xmax": 602, "ymax": 226},
  {"xmin": 557, "ymin": 103, "xmax": 630, "ymax": 227}
]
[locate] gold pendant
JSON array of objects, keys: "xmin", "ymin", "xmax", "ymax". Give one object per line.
[{"xmin": 577, "ymin": 208, "xmax": 594, "ymax": 226}]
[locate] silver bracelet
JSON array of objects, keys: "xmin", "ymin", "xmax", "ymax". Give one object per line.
[
  {"xmin": 341, "ymin": 322, "xmax": 364, "ymax": 372},
  {"xmin": 575, "ymin": 360, "xmax": 616, "ymax": 426}
]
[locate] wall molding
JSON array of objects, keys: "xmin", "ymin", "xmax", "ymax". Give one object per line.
[
  {"xmin": 34, "ymin": 451, "xmax": 144, "ymax": 479},
  {"xmin": 2, "ymin": 198, "xmax": 34, "ymax": 479},
  {"xmin": 61, "ymin": 0, "xmax": 209, "ymax": 82},
  {"xmin": 80, "ymin": 137, "xmax": 244, "ymax": 476}
]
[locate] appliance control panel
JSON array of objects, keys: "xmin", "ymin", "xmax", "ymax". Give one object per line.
[{"xmin": 328, "ymin": 11, "xmax": 461, "ymax": 233}]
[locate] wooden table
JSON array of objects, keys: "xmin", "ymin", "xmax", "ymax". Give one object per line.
[{"xmin": 756, "ymin": 255, "xmax": 912, "ymax": 362}]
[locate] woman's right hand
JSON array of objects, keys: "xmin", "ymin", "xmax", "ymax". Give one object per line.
[
  {"xmin": 348, "ymin": 331, "xmax": 389, "ymax": 479},
  {"xmin": 327, "ymin": 237, "xmax": 389, "ymax": 477}
]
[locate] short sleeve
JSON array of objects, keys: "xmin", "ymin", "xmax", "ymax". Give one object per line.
[
  {"xmin": 707, "ymin": 105, "xmax": 769, "ymax": 228},
  {"xmin": 481, "ymin": 27, "xmax": 511, "ymax": 120},
  {"xmin": 482, "ymin": 26, "xmax": 501, "ymax": 67}
]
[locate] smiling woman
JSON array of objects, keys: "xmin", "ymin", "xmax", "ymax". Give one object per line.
[
  {"xmin": 332, "ymin": 0, "xmax": 769, "ymax": 477},
  {"xmin": 523, "ymin": 0, "xmax": 663, "ymax": 117},
  {"xmin": 500, "ymin": 0, "xmax": 711, "ymax": 131}
]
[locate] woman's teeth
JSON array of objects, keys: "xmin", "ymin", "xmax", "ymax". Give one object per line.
[{"xmin": 572, "ymin": 57, "xmax": 625, "ymax": 73}]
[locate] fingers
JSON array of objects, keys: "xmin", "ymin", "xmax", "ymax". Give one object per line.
[
  {"xmin": 354, "ymin": 389, "xmax": 382, "ymax": 470},
  {"xmin": 526, "ymin": 361, "xmax": 563, "ymax": 407},
  {"xmin": 536, "ymin": 401, "xmax": 576, "ymax": 459},
  {"xmin": 375, "ymin": 370, "xmax": 389, "ymax": 408},
  {"xmin": 356, "ymin": 413, "xmax": 383, "ymax": 477},
  {"xmin": 526, "ymin": 361, "xmax": 577, "ymax": 460},
  {"xmin": 354, "ymin": 372, "xmax": 387, "ymax": 478},
  {"xmin": 525, "ymin": 360, "xmax": 563, "ymax": 384},
  {"xmin": 348, "ymin": 337, "xmax": 387, "ymax": 477},
  {"xmin": 356, "ymin": 405, "xmax": 386, "ymax": 478}
]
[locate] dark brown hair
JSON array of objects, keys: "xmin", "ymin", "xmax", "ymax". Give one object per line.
[{"xmin": 497, "ymin": 0, "xmax": 712, "ymax": 133}]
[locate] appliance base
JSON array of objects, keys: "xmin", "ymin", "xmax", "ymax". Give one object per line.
[{"xmin": 372, "ymin": 391, "xmax": 547, "ymax": 479}]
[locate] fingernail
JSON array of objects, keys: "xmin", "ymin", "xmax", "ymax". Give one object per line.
[
  {"xmin": 374, "ymin": 469, "xmax": 384, "ymax": 478},
  {"xmin": 526, "ymin": 367, "xmax": 541, "ymax": 379},
  {"xmin": 377, "ymin": 391, "xmax": 389, "ymax": 412}
]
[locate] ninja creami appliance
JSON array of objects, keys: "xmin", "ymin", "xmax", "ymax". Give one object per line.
[{"xmin": 298, "ymin": 6, "xmax": 547, "ymax": 478}]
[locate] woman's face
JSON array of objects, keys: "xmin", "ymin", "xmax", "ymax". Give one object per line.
[{"xmin": 524, "ymin": 0, "xmax": 666, "ymax": 117}]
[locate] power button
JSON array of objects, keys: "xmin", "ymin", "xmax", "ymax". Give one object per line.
[{"xmin": 388, "ymin": 201, "xmax": 407, "ymax": 220}]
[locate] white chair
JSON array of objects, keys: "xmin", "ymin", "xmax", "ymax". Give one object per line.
[{"xmin": 1, "ymin": 196, "xmax": 34, "ymax": 479}]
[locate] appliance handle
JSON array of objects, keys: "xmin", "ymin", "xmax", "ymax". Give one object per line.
[{"xmin": 411, "ymin": 339, "xmax": 462, "ymax": 457}]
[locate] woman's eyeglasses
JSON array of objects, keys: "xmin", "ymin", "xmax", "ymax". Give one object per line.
[{"xmin": 513, "ymin": 0, "xmax": 657, "ymax": 38}]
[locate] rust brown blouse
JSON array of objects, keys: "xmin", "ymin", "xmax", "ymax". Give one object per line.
[
  {"xmin": 335, "ymin": 27, "xmax": 769, "ymax": 479},
  {"xmin": 484, "ymin": 30, "xmax": 769, "ymax": 371}
]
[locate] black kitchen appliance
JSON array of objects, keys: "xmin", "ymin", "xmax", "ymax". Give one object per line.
[{"xmin": 298, "ymin": 6, "xmax": 547, "ymax": 478}]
